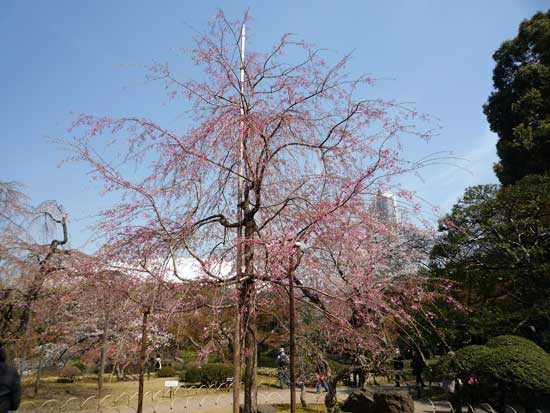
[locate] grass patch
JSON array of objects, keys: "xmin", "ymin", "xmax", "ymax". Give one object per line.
[{"xmin": 21, "ymin": 375, "xmax": 173, "ymax": 405}]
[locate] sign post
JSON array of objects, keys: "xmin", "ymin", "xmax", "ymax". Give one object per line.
[{"xmin": 164, "ymin": 380, "xmax": 179, "ymax": 398}]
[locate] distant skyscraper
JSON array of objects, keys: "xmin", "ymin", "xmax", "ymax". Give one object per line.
[{"xmin": 371, "ymin": 192, "xmax": 397, "ymax": 223}]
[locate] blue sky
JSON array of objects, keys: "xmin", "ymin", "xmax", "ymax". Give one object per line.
[{"xmin": 0, "ymin": 0, "xmax": 546, "ymax": 251}]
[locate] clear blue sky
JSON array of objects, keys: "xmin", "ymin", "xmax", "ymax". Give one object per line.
[{"xmin": 1, "ymin": 0, "xmax": 546, "ymax": 251}]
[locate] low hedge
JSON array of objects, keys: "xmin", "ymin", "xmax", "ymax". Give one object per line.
[
  {"xmin": 157, "ymin": 367, "xmax": 177, "ymax": 378},
  {"xmin": 181, "ymin": 363, "xmax": 234, "ymax": 385},
  {"xmin": 57, "ymin": 377, "xmax": 74, "ymax": 383}
]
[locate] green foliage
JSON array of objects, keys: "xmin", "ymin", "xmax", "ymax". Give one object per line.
[
  {"xmin": 156, "ymin": 367, "xmax": 177, "ymax": 378},
  {"xmin": 56, "ymin": 377, "xmax": 74, "ymax": 383},
  {"xmin": 478, "ymin": 345, "xmax": 550, "ymax": 397},
  {"xmin": 200, "ymin": 363, "xmax": 234, "ymax": 385},
  {"xmin": 483, "ymin": 10, "xmax": 550, "ymax": 184},
  {"xmin": 257, "ymin": 367, "xmax": 278, "ymax": 377},
  {"xmin": 258, "ymin": 352, "xmax": 276, "ymax": 368},
  {"xmin": 181, "ymin": 367, "xmax": 201, "ymax": 384},
  {"xmin": 429, "ymin": 176, "xmax": 550, "ymax": 350},
  {"xmin": 453, "ymin": 345, "xmax": 492, "ymax": 376},
  {"xmin": 486, "ymin": 335, "xmax": 546, "ymax": 352},
  {"xmin": 182, "ymin": 363, "xmax": 234, "ymax": 385},
  {"xmin": 435, "ymin": 337, "xmax": 550, "ymax": 405},
  {"xmin": 326, "ymin": 358, "xmax": 347, "ymax": 377},
  {"xmin": 70, "ymin": 361, "xmax": 87, "ymax": 373},
  {"xmin": 179, "ymin": 349, "xmax": 199, "ymax": 367}
]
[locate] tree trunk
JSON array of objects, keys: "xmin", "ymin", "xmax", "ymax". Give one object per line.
[
  {"xmin": 33, "ymin": 347, "xmax": 45, "ymax": 397},
  {"xmin": 232, "ymin": 214, "xmax": 244, "ymax": 413},
  {"xmin": 241, "ymin": 276, "xmax": 257, "ymax": 413},
  {"xmin": 137, "ymin": 307, "xmax": 150, "ymax": 413},
  {"xmin": 18, "ymin": 308, "xmax": 34, "ymax": 373},
  {"xmin": 289, "ymin": 261, "xmax": 296, "ymax": 413},
  {"xmin": 97, "ymin": 322, "xmax": 108, "ymax": 397},
  {"xmin": 324, "ymin": 366, "xmax": 351, "ymax": 413},
  {"xmin": 242, "ymin": 219, "xmax": 257, "ymax": 413}
]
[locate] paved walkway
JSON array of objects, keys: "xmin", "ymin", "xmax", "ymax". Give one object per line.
[{"xmin": 45, "ymin": 385, "xmax": 450, "ymax": 413}]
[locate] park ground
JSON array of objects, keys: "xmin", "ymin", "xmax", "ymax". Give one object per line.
[{"xmin": 19, "ymin": 372, "xmax": 451, "ymax": 413}]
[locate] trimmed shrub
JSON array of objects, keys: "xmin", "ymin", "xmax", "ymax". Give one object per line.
[
  {"xmin": 486, "ymin": 335, "xmax": 545, "ymax": 353},
  {"xmin": 181, "ymin": 363, "xmax": 234, "ymax": 385},
  {"xmin": 478, "ymin": 345, "xmax": 550, "ymax": 398},
  {"xmin": 182, "ymin": 367, "xmax": 201, "ymax": 384},
  {"xmin": 157, "ymin": 367, "xmax": 177, "ymax": 378},
  {"xmin": 453, "ymin": 345, "xmax": 492, "ymax": 375},
  {"xmin": 434, "ymin": 336, "xmax": 550, "ymax": 408},
  {"xmin": 200, "ymin": 363, "xmax": 234, "ymax": 385}
]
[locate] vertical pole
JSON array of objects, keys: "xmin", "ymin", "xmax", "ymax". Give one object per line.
[
  {"xmin": 137, "ymin": 307, "xmax": 150, "ymax": 413},
  {"xmin": 98, "ymin": 320, "xmax": 108, "ymax": 397},
  {"xmin": 289, "ymin": 243, "xmax": 300, "ymax": 413},
  {"xmin": 232, "ymin": 22, "xmax": 246, "ymax": 413}
]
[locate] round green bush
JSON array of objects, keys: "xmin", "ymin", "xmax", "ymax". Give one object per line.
[
  {"xmin": 157, "ymin": 367, "xmax": 177, "ymax": 378},
  {"xmin": 434, "ymin": 336, "xmax": 550, "ymax": 408},
  {"xmin": 478, "ymin": 345, "xmax": 550, "ymax": 396},
  {"xmin": 453, "ymin": 345, "xmax": 492, "ymax": 375},
  {"xmin": 433, "ymin": 346, "xmax": 491, "ymax": 378},
  {"xmin": 486, "ymin": 335, "xmax": 545, "ymax": 353}
]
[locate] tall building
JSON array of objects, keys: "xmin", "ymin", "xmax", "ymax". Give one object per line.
[{"xmin": 371, "ymin": 192, "xmax": 397, "ymax": 223}]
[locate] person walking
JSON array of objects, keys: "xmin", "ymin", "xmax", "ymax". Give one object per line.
[
  {"xmin": 276, "ymin": 348, "xmax": 290, "ymax": 389},
  {"xmin": 352, "ymin": 353, "xmax": 368, "ymax": 388},
  {"xmin": 411, "ymin": 350, "xmax": 426, "ymax": 388},
  {"xmin": 315, "ymin": 366, "xmax": 329, "ymax": 393},
  {"xmin": 392, "ymin": 348, "xmax": 405, "ymax": 387},
  {"xmin": 0, "ymin": 348, "xmax": 20, "ymax": 413}
]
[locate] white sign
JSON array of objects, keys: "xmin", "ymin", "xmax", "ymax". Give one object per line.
[{"xmin": 165, "ymin": 380, "xmax": 179, "ymax": 388}]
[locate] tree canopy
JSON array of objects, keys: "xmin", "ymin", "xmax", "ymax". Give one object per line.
[
  {"xmin": 429, "ymin": 174, "xmax": 550, "ymax": 349},
  {"xmin": 483, "ymin": 10, "xmax": 550, "ymax": 184}
]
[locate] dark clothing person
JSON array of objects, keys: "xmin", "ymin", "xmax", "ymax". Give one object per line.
[
  {"xmin": 393, "ymin": 351, "xmax": 405, "ymax": 387},
  {"xmin": 411, "ymin": 351, "xmax": 426, "ymax": 388},
  {"xmin": 0, "ymin": 349, "xmax": 21, "ymax": 413},
  {"xmin": 351, "ymin": 354, "xmax": 367, "ymax": 388}
]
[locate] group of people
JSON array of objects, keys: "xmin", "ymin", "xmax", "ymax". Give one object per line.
[{"xmin": 275, "ymin": 347, "xmax": 429, "ymax": 393}]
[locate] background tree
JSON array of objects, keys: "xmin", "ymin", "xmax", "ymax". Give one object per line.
[
  {"xmin": 483, "ymin": 10, "xmax": 550, "ymax": 184},
  {"xmin": 429, "ymin": 175, "xmax": 550, "ymax": 349},
  {"xmin": 0, "ymin": 182, "xmax": 71, "ymax": 372}
]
